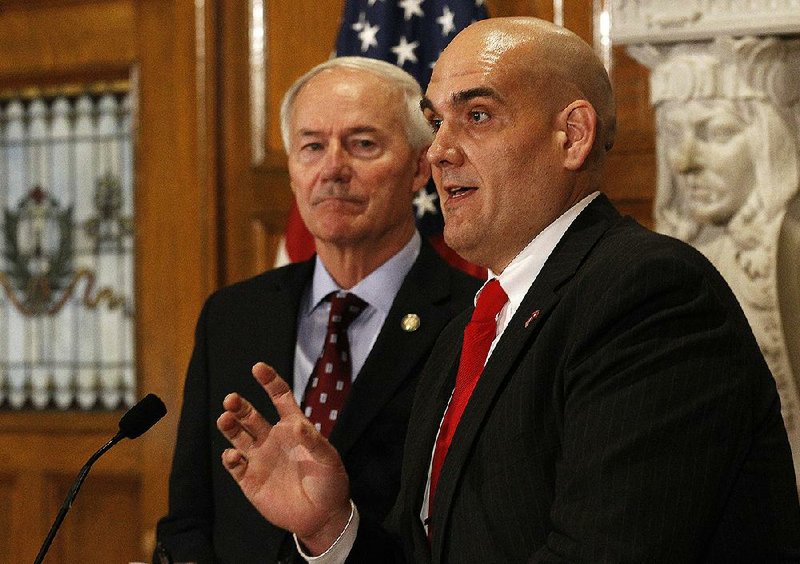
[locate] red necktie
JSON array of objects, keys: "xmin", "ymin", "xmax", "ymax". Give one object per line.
[
  {"xmin": 302, "ymin": 291, "xmax": 367, "ymax": 437},
  {"xmin": 428, "ymin": 279, "xmax": 508, "ymax": 514}
]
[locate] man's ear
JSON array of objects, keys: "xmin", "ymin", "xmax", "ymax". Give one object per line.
[
  {"xmin": 411, "ymin": 146, "xmax": 432, "ymax": 193},
  {"xmin": 558, "ymin": 100, "xmax": 597, "ymax": 171}
]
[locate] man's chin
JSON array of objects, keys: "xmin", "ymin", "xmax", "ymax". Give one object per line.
[{"xmin": 443, "ymin": 228, "xmax": 485, "ymax": 267}]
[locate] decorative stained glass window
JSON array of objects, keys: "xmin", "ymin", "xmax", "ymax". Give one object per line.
[{"xmin": 0, "ymin": 86, "xmax": 136, "ymax": 410}]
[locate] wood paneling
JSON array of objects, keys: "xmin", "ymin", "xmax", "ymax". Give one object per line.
[
  {"xmin": 0, "ymin": 0, "xmax": 218, "ymax": 561},
  {"xmin": 0, "ymin": 0, "xmax": 135, "ymax": 89},
  {"xmin": 0, "ymin": 411, "xmax": 135, "ymax": 561},
  {"xmin": 44, "ymin": 473, "xmax": 140, "ymax": 563},
  {"xmin": 0, "ymin": 474, "xmax": 12, "ymax": 563},
  {"xmin": 486, "ymin": 0, "xmax": 552, "ymax": 20},
  {"xmin": 602, "ymin": 46, "xmax": 656, "ymax": 226},
  {"xmin": 133, "ymin": 0, "xmax": 218, "ymax": 558}
]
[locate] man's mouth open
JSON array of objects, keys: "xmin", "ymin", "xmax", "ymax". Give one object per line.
[{"xmin": 446, "ymin": 186, "xmax": 478, "ymax": 199}]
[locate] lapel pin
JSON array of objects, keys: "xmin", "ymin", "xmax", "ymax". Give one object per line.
[
  {"xmin": 524, "ymin": 310, "xmax": 541, "ymax": 328},
  {"xmin": 401, "ymin": 313, "xmax": 421, "ymax": 332}
]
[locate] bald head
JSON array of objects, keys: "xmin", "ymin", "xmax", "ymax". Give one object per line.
[
  {"xmin": 422, "ymin": 17, "xmax": 618, "ymax": 272},
  {"xmin": 440, "ymin": 17, "xmax": 616, "ymax": 160}
]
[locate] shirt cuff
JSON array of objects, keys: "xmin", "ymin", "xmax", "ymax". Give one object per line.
[{"xmin": 294, "ymin": 500, "xmax": 359, "ymax": 563}]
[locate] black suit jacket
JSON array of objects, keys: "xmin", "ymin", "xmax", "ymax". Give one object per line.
[
  {"xmin": 353, "ymin": 195, "xmax": 800, "ymax": 563},
  {"xmin": 156, "ymin": 240, "xmax": 480, "ymax": 564}
]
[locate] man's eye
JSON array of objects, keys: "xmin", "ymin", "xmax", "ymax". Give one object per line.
[
  {"xmin": 350, "ymin": 139, "xmax": 380, "ymax": 156},
  {"xmin": 301, "ymin": 142, "xmax": 323, "ymax": 151},
  {"xmin": 429, "ymin": 118, "xmax": 442, "ymax": 132},
  {"xmin": 470, "ymin": 111, "xmax": 489, "ymax": 123}
]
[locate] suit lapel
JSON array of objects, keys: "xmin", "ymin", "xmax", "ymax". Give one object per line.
[
  {"xmin": 406, "ymin": 315, "xmax": 466, "ymax": 496},
  {"xmin": 329, "ymin": 242, "xmax": 469, "ymax": 456},
  {"xmin": 429, "ymin": 195, "xmax": 622, "ymax": 556},
  {"xmin": 248, "ymin": 260, "xmax": 314, "ymax": 420}
]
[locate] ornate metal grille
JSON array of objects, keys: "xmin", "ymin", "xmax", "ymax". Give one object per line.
[{"xmin": 0, "ymin": 88, "xmax": 135, "ymax": 410}]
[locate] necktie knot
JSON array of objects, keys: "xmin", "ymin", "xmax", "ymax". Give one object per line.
[
  {"xmin": 471, "ymin": 279, "xmax": 508, "ymax": 324},
  {"xmin": 327, "ymin": 291, "xmax": 367, "ymax": 329}
]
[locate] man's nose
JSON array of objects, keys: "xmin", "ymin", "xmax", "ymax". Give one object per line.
[
  {"xmin": 321, "ymin": 143, "xmax": 353, "ymax": 182},
  {"xmin": 427, "ymin": 122, "xmax": 464, "ymax": 168}
]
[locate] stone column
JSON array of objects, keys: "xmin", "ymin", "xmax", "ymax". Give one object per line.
[{"xmin": 610, "ymin": 0, "xmax": 800, "ymax": 489}]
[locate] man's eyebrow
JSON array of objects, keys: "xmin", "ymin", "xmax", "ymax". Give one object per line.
[
  {"xmin": 452, "ymin": 87, "xmax": 500, "ymax": 104},
  {"xmin": 346, "ymin": 126, "xmax": 380, "ymax": 136},
  {"xmin": 420, "ymin": 87, "xmax": 501, "ymax": 113},
  {"xmin": 297, "ymin": 126, "xmax": 379, "ymax": 137}
]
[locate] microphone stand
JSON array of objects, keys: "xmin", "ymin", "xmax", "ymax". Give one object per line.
[{"xmin": 33, "ymin": 430, "xmax": 125, "ymax": 564}]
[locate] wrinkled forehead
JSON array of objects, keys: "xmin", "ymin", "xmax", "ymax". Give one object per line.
[
  {"xmin": 291, "ymin": 68, "xmax": 403, "ymax": 126},
  {"xmin": 297, "ymin": 68, "xmax": 388, "ymax": 104}
]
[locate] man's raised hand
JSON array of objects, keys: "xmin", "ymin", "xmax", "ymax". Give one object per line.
[{"xmin": 216, "ymin": 362, "xmax": 352, "ymax": 555}]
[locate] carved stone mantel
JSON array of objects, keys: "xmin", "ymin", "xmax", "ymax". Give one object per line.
[
  {"xmin": 609, "ymin": 0, "xmax": 800, "ymax": 489},
  {"xmin": 611, "ymin": 0, "xmax": 800, "ymax": 43}
]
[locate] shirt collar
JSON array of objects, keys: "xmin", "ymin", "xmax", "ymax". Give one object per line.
[
  {"xmin": 307, "ymin": 231, "xmax": 421, "ymax": 315},
  {"xmin": 480, "ymin": 191, "xmax": 600, "ymax": 313}
]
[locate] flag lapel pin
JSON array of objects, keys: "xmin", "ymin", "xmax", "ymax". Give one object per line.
[{"xmin": 524, "ymin": 310, "xmax": 540, "ymax": 328}]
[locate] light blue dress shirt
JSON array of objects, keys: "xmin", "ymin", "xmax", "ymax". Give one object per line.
[{"xmin": 292, "ymin": 232, "xmax": 422, "ymax": 405}]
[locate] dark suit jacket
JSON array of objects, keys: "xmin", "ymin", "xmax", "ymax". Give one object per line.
[
  {"xmin": 353, "ymin": 195, "xmax": 800, "ymax": 563},
  {"xmin": 156, "ymin": 240, "xmax": 480, "ymax": 564}
]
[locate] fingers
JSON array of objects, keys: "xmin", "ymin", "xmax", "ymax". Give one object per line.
[
  {"xmin": 252, "ymin": 362, "xmax": 304, "ymax": 420},
  {"xmin": 224, "ymin": 392, "xmax": 273, "ymax": 439},
  {"xmin": 217, "ymin": 393, "xmax": 273, "ymax": 455},
  {"xmin": 221, "ymin": 447, "xmax": 248, "ymax": 481},
  {"xmin": 250, "ymin": 363, "xmax": 338, "ymax": 464},
  {"xmin": 216, "ymin": 363, "xmax": 300, "ymax": 453}
]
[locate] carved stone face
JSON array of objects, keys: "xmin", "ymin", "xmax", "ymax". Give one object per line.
[{"xmin": 662, "ymin": 99, "xmax": 756, "ymax": 225}]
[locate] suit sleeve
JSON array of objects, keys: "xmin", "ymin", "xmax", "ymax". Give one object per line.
[
  {"xmin": 532, "ymin": 250, "xmax": 798, "ymax": 562},
  {"xmin": 155, "ymin": 298, "xmax": 216, "ymax": 563}
]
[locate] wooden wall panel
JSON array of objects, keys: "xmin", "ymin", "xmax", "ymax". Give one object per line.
[
  {"xmin": 133, "ymin": 0, "xmax": 219, "ymax": 557},
  {"xmin": 486, "ymin": 0, "xmax": 552, "ymax": 20},
  {"xmin": 603, "ymin": 46, "xmax": 656, "ymax": 227},
  {"xmin": 0, "ymin": 0, "xmax": 218, "ymax": 561},
  {"xmin": 45, "ymin": 474, "xmax": 140, "ymax": 563},
  {"xmin": 0, "ymin": 412, "xmax": 138, "ymax": 561},
  {"xmin": 0, "ymin": 475, "xmax": 12, "ymax": 563},
  {"xmin": 0, "ymin": 0, "xmax": 135, "ymax": 88}
]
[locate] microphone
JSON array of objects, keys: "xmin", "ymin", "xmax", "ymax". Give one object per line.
[{"xmin": 34, "ymin": 394, "xmax": 167, "ymax": 564}]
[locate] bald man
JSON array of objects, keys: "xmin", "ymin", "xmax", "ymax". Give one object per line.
[{"xmin": 216, "ymin": 18, "xmax": 800, "ymax": 562}]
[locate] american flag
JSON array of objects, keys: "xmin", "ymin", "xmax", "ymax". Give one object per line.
[{"xmin": 277, "ymin": 0, "xmax": 488, "ymax": 278}]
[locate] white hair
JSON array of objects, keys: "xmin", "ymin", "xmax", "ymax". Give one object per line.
[{"xmin": 279, "ymin": 56, "xmax": 433, "ymax": 152}]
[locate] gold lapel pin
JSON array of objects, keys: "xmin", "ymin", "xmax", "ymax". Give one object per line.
[{"xmin": 401, "ymin": 313, "xmax": 421, "ymax": 332}]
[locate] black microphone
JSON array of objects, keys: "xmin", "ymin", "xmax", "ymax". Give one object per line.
[{"xmin": 34, "ymin": 394, "xmax": 167, "ymax": 564}]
